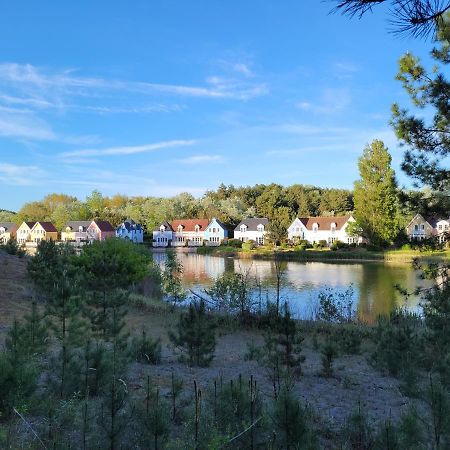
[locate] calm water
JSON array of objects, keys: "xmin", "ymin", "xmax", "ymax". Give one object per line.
[{"xmin": 153, "ymin": 252, "xmax": 430, "ymax": 322}]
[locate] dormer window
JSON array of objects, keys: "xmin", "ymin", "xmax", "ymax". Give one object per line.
[
  {"xmin": 313, "ymin": 223, "xmax": 318, "ymax": 232},
  {"xmin": 331, "ymin": 223, "xmax": 336, "ymax": 233},
  {"xmin": 240, "ymin": 225, "xmax": 247, "ymax": 233},
  {"xmin": 257, "ymin": 224, "xmax": 264, "ymax": 232},
  {"xmin": 178, "ymin": 225, "xmax": 183, "ymax": 232},
  {"xmin": 195, "ymin": 224, "xmax": 200, "ymax": 233},
  {"xmin": 160, "ymin": 225, "xmax": 165, "ymax": 232},
  {"xmin": 78, "ymin": 226, "xmax": 84, "ymax": 232}
]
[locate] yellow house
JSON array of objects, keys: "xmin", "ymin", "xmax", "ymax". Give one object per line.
[
  {"xmin": 30, "ymin": 222, "xmax": 58, "ymax": 243},
  {"xmin": 61, "ymin": 221, "xmax": 92, "ymax": 242},
  {"xmin": 0, "ymin": 222, "xmax": 18, "ymax": 245},
  {"xmin": 17, "ymin": 221, "xmax": 36, "ymax": 244}
]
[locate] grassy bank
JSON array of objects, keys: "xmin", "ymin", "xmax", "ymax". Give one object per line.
[{"xmin": 197, "ymin": 245, "xmax": 450, "ymax": 263}]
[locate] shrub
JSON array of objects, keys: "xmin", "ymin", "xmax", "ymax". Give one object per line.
[
  {"xmin": 132, "ymin": 329, "xmax": 162, "ymax": 364},
  {"xmin": 227, "ymin": 238, "xmax": 242, "ymax": 248},
  {"xmin": 316, "ymin": 286, "xmax": 355, "ymax": 323},
  {"xmin": 320, "ymin": 338, "xmax": 338, "ymax": 378},
  {"xmin": 242, "ymin": 240, "xmax": 255, "ymax": 251},
  {"xmin": 169, "ymin": 300, "xmax": 216, "ymax": 367},
  {"xmin": 2, "ymin": 239, "xmax": 25, "ymax": 257},
  {"xmin": 335, "ymin": 326, "xmax": 362, "ymax": 354},
  {"xmin": 401, "ymin": 243, "xmax": 412, "ymax": 250},
  {"xmin": 330, "ymin": 240, "xmax": 348, "ymax": 251},
  {"xmin": 318, "ymin": 240, "xmax": 327, "ymax": 248}
]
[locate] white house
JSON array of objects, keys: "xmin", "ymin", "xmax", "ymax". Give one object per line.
[
  {"xmin": 288, "ymin": 215, "xmax": 362, "ymax": 245},
  {"xmin": 435, "ymin": 218, "xmax": 450, "ymax": 244},
  {"xmin": 153, "ymin": 221, "xmax": 173, "ymax": 247},
  {"xmin": 16, "ymin": 222, "xmax": 36, "ymax": 244},
  {"xmin": 405, "ymin": 214, "xmax": 436, "ymax": 241},
  {"xmin": 0, "ymin": 222, "xmax": 18, "ymax": 245},
  {"xmin": 116, "ymin": 219, "xmax": 144, "ymax": 243},
  {"xmin": 233, "ymin": 218, "xmax": 269, "ymax": 245}
]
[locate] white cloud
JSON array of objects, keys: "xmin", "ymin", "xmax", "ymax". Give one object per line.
[
  {"xmin": 0, "ymin": 162, "xmax": 44, "ymax": 185},
  {"xmin": 177, "ymin": 154, "xmax": 224, "ymax": 164},
  {"xmin": 60, "ymin": 139, "xmax": 197, "ymax": 158},
  {"xmin": 0, "ymin": 112, "xmax": 56, "ymax": 141},
  {"xmin": 296, "ymin": 88, "xmax": 351, "ymax": 115}
]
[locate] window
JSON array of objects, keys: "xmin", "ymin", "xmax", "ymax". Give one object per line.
[
  {"xmin": 195, "ymin": 225, "xmax": 200, "ymax": 233},
  {"xmin": 257, "ymin": 224, "xmax": 264, "ymax": 232},
  {"xmin": 414, "ymin": 224, "xmax": 418, "ymax": 231},
  {"xmin": 240, "ymin": 225, "xmax": 247, "ymax": 233},
  {"xmin": 313, "ymin": 223, "xmax": 318, "ymax": 233},
  {"xmin": 331, "ymin": 223, "xmax": 336, "ymax": 233},
  {"xmin": 438, "ymin": 224, "xmax": 443, "ymax": 231},
  {"xmin": 421, "ymin": 224, "xmax": 425, "ymax": 230}
]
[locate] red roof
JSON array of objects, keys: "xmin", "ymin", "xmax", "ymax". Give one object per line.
[
  {"xmin": 299, "ymin": 216, "xmax": 351, "ymax": 231},
  {"xmin": 37, "ymin": 222, "xmax": 58, "ymax": 232},
  {"xmin": 92, "ymin": 220, "xmax": 115, "ymax": 232},
  {"xmin": 171, "ymin": 219, "xmax": 210, "ymax": 232}
]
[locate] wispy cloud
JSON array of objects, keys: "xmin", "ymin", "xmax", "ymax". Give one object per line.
[
  {"xmin": 0, "ymin": 162, "xmax": 44, "ymax": 185},
  {"xmin": 60, "ymin": 139, "xmax": 197, "ymax": 158},
  {"xmin": 177, "ymin": 154, "xmax": 224, "ymax": 164},
  {"xmin": 0, "ymin": 111, "xmax": 56, "ymax": 141},
  {"xmin": 296, "ymin": 88, "xmax": 351, "ymax": 115}
]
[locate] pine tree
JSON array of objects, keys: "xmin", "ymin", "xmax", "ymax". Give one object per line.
[
  {"xmin": 169, "ymin": 300, "xmax": 216, "ymax": 367},
  {"xmin": 161, "ymin": 250, "xmax": 186, "ymax": 306},
  {"xmin": 353, "ymin": 140, "xmax": 401, "ymax": 247}
]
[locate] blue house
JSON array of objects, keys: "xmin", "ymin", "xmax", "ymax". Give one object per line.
[
  {"xmin": 116, "ymin": 219, "xmax": 144, "ymax": 243},
  {"xmin": 204, "ymin": 218, "xmax": 228, "ymax": 246}
]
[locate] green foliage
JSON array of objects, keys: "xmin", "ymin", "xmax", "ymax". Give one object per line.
[
  {"xmin": 320, "ymin": 337, "xmax": 338, "ymax": 378},
  {"xmin": 169, "ymin": 300, "xmax": 216, "ymax": 366},
  {"xmin": 242, "ymin": 240, "xmax": 255, "ymax": 251},
  {"xmin": 131, "ymin": 329, "xmax": 162, "ymax": 364},
  {"xmin": 316, "ymin": 286, "xmax": 355, "ymax": 323},
  {"xmin": 161, "ymin": 250, "xmax": 186, "ymax": 305},
  {"xmin": 353, "ymin": 140, "xmax": 402, "ymax": 247},
  {"xmin": 342, "ymin": 403, "xmax": 374, "ymax": 450},
  {"xmin": 272, "ymin": 386, "xmax": 318, "ymax": 449},
  {"xmin": 227, "ymin": 238, "xmax": 243, "ymax": 248},
  {"xmin": 371, "ymin": 309, "xmax": 422, "ymax": 384},
  {"xmin": 1, "ymin": 238, "xmax": 25, "ymax": 257},
  {"xmin": 205, "ymin": 272, "xmax": 253, "ymax": 316}
]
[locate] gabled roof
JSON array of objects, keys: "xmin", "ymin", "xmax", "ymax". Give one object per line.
[
  {"xmin": 171, "ymin": 219, "xmax": 210, "ymax": 232},
  {"xmin": 0, "ymin": 222, "xmax": 18, "ymax": 232},
  {"xmin": 405, "ymin": 213, "xmax": 432, "ymax": 228},
  {"xmin": 91, "ymin": 220, "xmax": 115, "ymax": 232},
  {"xmin": 63, "ymin": 221, "xmax": 92, "ymax": 231},
  {"xmin": 154, "ymin": 220, "xmax": 174, "ymax": 232},
  {"xmin": 234, "ymin": 218, "xmax": 269, "ymax": 231},
  {"xmin": 298, "ymin": 216, "xmax": 351, "ymax": 231},
  {"xmin": 119, "ymin": 219, "xmax": 143, "ymax": 231},
  {"xmin": 34, "ymin": 222, "xmax": 58, "ymax": 232},
  {"xmin": 208, "ymin": 217, "xmax": 228, "ymax": 230},
  {"xmin": 20, "ymin": 221, "xmax": 36, "ymax": 230}
]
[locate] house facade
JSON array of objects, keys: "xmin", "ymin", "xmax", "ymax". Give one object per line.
[
  {"xmin": 435, "ymin": 218, "xmax": 450, "ymax": 243},
  {"xmin": 86, "ymin": 220, "xmax": 116, "ymax": 241},
  {"xmin": 0, "ymin": 222, "xmax": 18, "ymax": 245},
  {"xmin": 234, "ymin": 218, "xmax": 269, "ymax": 245},
  {"xmin": 204, "ymin": 218, "xmax": 228, "ymax": 246},
  {"xmin": 287, "ymin": 215, "xmax": 362, "ymax": 245},
  {"xmin": 61, "ymin": 221, "xmax": 92, "ymax": 242},
  {"xmin": 153, "ymin": 221, "xmax": 173, "ymax": 247},
  {"xmin": 17, "ymin": 222, "xmax": 36, "ymax": 244},
  {"xmin": 405, "ymin": 214, "xmax": 435, "ymax": 241},
  {"xmin": 116, "ymin": 219, "xmax": 144, "ymax": 243},
  {"xmin": 171, "ymin": 219, "xmax": 210, "ymax": 247},
  {"xmin": 30, "ymin": 222, "xmax": 58, "ymax": 243}
]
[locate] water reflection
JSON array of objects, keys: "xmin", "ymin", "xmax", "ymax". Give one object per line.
[{"xmin": 153, "ymin": 253, "xmax": 429, "ymax": 322}]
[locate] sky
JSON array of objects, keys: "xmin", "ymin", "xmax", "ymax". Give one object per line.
[{"xmin": 0, "ymin": 0, "xmax": 434, "ymax": 211}]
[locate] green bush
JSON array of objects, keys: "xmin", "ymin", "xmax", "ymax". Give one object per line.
[
  {"xmin": 242, "ymin": 240, "xmax": 255, "ymax": 251},
  {"xmin": 132, "ymin": 329, "xmax": 162, "ymax": 364},
  {"xmin": 226, "ymin": 238, "xmax": 242, "ymax": 248}
]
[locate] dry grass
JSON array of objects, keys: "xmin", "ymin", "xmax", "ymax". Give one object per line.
[{"xmin": 0, "ymin": 251, "xmax": 33, "ymax": 334}]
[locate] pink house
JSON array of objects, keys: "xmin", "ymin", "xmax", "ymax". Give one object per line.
[{"xmin": 86, "ymin": 220, "xmax": 116, "ymax": 241}]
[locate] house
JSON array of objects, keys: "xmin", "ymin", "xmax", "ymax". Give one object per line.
[
  {"xmin": 17, "ymin": 222, "xmax": 36, "ymax": 244},
  {"xmin": 152, "ymin": 221, "xmax": 173, "ymax": 247},
  {"xmin": 61, "ymin": 221, "xmax": 92, "ymax": 242},
  {"xmin": 234, "ymin": 218, "xmax": 269, "ymax": 245},
  {"xmin": 86, "ymin": 220, "xmax": 116, "ymax": 241},
  {"xmin": 435, "ymin": 218, "xmax": 450, "ymax": 243},
  {"xmin": 171, "ymin": 219, "xmax": 210, "ymax": 247},
  {"xmin": 116, "ymin": 219, "xmax": 144, "ymax": 243},
  {"xmin": 287, "ymin": 215, "xmax": 362, "ymax": 245},
  {"xmin": 0, "ymin": 222, "xmax": 18, "ymax": 245},
  {"xmin": 405, "ymin": 214, "xmax": 435, "ymax": 241},
  {"xmin": 204, "ymin": 218, "xmax": 228, "ymax": 246},
  {"xmin": 30, "ymin": 222, "xmax": 58, "ymax": 243}
]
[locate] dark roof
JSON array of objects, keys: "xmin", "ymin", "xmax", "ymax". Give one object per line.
[
  {"xmin": 92, "ymin": 220, "xmax": 115, "ymax": 232},
  {"xmin": 25, "ymin": 221, "xmax": 36, "ymax": 229},
  {"xmin": 154, "ymin": 220, "xmax": 173, "ymax": 232},
  {"xmin": 120, "ymin": 219, "xmax": 143, "ymax": 231},
  {"xmin": 63, "ymin": 221, "xmax": 92, "ymax": 231},
  {"xmin": 234, "ymin": 218, "xmax": 269, "ymax": 231},
  {"xmin": 298, "ymin": 216, "xmax": 351, "ymax": 231},
  {"xmin": 37, "ymin": 222, "xmax": 58, "ymax": 232},
  {"xmin": 209, "ymin": 218, "xmax": 228, "ymax": 230},
  {"xmin": 0, "ymin": 222, "xmax": 18, "ymax": 232},
  {"xmin": 171, "ymin": 219, "xmax": 210, "ymax": 232}
]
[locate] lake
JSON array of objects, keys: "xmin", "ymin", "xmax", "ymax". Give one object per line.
[{"xmin": 153, "ymin": 252, "xmax": 430, "ymax": 322}]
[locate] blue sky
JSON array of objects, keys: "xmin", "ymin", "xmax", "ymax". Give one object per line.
[{"xmin": 0, "ymin": 1, "xmax": 432, "ymax": 211}]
